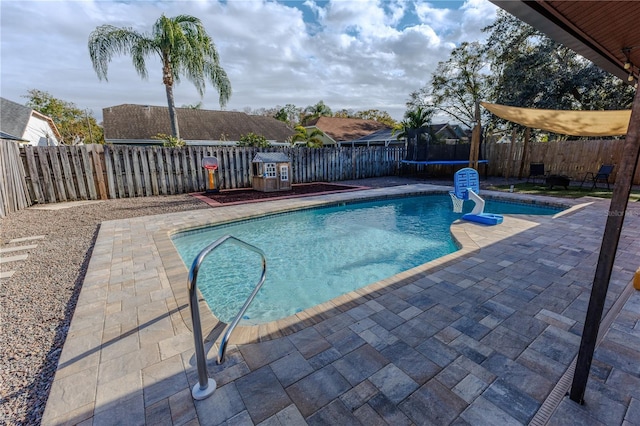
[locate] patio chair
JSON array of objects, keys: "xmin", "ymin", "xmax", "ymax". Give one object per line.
[
  {"xmin": 527, "ymin": 163, "xmax": 546, "ymax": 184},
  {"xmin": 580, "ymin": 164, "xmax": 614, "ymax": 190}
]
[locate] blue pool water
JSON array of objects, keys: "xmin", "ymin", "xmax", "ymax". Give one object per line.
[{"xmin": 172, "ymin": 194, "xmax": 562, "ymax": 324}]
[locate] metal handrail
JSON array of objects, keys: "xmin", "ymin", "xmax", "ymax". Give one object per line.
[{"xmin": 188, "ymin": 235, "xmax": 267, "ymax": 400}]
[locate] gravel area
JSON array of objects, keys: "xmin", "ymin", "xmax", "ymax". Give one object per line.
[{"xmin": 0, "ymin": 195, "xmax": 209, "ymax": 425}]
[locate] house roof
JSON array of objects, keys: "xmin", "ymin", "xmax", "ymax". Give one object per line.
[
  {"xmin": 0, "ymin": 97, "xmax": 62, "ymax": 142},
  {"xmin": 307, "ymin": 116, "xmax": 389, "ymax": 142},
  {"xmin": 0, "ymin": 97, "xmax": 31, "ymax": 138},
  {"xmin": 103, "ymin": 104, "xmax": 296, "ymax": 142},
  {"xmin": 0, "ymin": 131, "xmax": 28, "ymax": 141},
  {"xmin": 252, "ymin": 152, "xmax": 290, "ymax": 163},
  {"xmin": 350, "ymin": 128, "xmax": 397, "ymax": 143},
  {"xmin": 431, "ymin": 123, "xmax": 471, "ymax": 140}
]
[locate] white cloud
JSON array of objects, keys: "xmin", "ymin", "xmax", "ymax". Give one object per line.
[{"xmin": 0, "ymin": 0, "xmax": 498, "ymax": 123}]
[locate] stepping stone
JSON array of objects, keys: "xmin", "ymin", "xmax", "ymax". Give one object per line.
[
  {"xmin": 0, "ymin": 270, "xmax": 15, "ymax": 279},
  {"xmin": 0, "ymin": 254, "xmax": 28, "ymax": 264},
  {"xmin": 9, "ymin": 235, "xmax": 45, "ymax": 243},
  {"xmin": 0, "ymin": 244, "xmax": 38, "ymax": 254}
]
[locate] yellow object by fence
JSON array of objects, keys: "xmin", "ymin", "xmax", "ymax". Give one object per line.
[
  {"xmin": 481, "ymin": 102, "xmax": 631, "ymax": 137},
  {"xmin": 634, "ymin": 268, "xmax": 640, "ymax": 290}
]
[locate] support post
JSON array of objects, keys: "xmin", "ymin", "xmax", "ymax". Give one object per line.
[
  {"xmin": 570, "ymin": 86, "xmax": 640, "ymax": 403},
  {"xmin": 469, "ymin": 101, "xmax": 481, "ymax": 170},
  {"xmin": 518, "ymin": 127, "xmax": 530, "ymax": 179},
  {"xmin": 505, "ymin": 128, "xmax": 517, "ymax": 180}
]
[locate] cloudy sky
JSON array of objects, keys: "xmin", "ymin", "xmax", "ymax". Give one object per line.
[{"xmin": 1, "ymin": 0, "xmax": 498, "ymax": 123}]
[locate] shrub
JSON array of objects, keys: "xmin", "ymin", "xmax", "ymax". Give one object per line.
[
  {"xmin": 152, "ymin": 133, "xmax": 186, "ymax": 147},
  {"xmin": 238, "ymin": 132, "xmax": 270, "ymax": 147}
]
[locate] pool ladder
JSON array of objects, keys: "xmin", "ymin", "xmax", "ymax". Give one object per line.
[{"xmin": 188, "ymin": 235, "xmax": 267, "ymax": 400}]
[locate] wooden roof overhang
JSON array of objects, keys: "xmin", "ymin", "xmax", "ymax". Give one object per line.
[
  {"xmin": 491, "ymin": 0, "xmax": 640, "ymax": 408},
  {"xmin": 492, "ymin": 1, "xmax": 640, "ymax": 83}
]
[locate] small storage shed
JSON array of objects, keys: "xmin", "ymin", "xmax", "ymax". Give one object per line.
[{"xmin": 251, "ymin": 152, "xmax": 291, "ymax": 192}]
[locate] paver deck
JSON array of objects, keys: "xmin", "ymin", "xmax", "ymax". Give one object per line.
[{"xmin": 41, "ymin": 184, "xmax": 640, "ymax": 425}]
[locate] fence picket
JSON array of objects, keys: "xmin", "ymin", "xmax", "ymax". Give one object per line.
[
  {"xmin": 120, "ymin": 146, "xmax": 133, "ymax": 197},
  {"xmin": 186, "ymin": 147, "xmax": 198, "ymax": 192},
  {"xmin": 162, "ymin": 148, "xmax": 174, "ymax": 194},
  {"xmin": 78, "ymin": 146, "xmax": 96, "ymax": 200},
  {"xmin": 90, "ymin": 145, "xmax": 108, "ymax": 200},
  {"xmin": 35, "ymin": 147, "xmax": 55, "ymax": 202},
  {"xmin": 173, "ymin": 149, "xmax": 184, "ymax": 194},
  {"xmin": 47, "ymin": 147, "xmax": 68, "ymax": 202},
  {"xmin": 131, "ymin": 147, "xmax": 143, "ymax": 196},
  {"xmin": 23, "ymin": 146, "xmax": 44, "ymax": 203},
  {"xmin": 179, "ymin": 148, "xmax": 189, "ymax": 192},
  {"xmin": 71, "ymin": 145, "xmax": 89, "ymax": 200},
  {"xmin": 156, "ymin": 148, "xmax": 168, "ymax": 195},
  {"xmin": 140, "ymin": 147, "xmax": 152, "ymax": 196},
  {"xmin": 112, "ymin": 147, "xmax": 125, "ymax": 198},
  {"xmin": 148, "ymin": 147, "xmax": 159, "ymax": 196},
  {"xmin": 58, "ymin": 146, "xmax": 77, "ymax": 201}
]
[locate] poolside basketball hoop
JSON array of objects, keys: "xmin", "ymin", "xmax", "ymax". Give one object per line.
[
  {"xmin": 203, "ymin": 156, "xmax": 220, "ymax": 193},
  {"xmin": 451, "ymin": 168, "xmax": 503, "ymax": 225},
  {"xmin": 449, "ymin": 192, "xmax": 464, "ymax": 213}
]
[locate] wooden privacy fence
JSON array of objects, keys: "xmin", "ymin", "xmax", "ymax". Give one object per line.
[
  {"xmin": 484, "ymin": 139, "xmax": 640, "ymax": 185},
  {"xmin": 18, "ymin": 145, "xmax": 406, "ymax": 204},
  {"xmin": 0, "ymin": 140, "xmax": 32, "ymax": 217},
  {"xmin": 21, "ymin": 144, "xmax": 108, "ymax": 204}
]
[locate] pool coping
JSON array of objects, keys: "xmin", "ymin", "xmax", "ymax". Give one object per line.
[{"xmin": 165, "ymin": 185, "xmax": 582, "ymax": 347}]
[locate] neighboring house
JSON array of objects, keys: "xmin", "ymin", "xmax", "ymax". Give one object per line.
[
  {"xmin": 343, "ymin": 128, "xmax": 405, "ymax": 147},
  {"xmin": 430, "ymin": 123, "xmax": 471, "ymax": 144},
  {"xmin": 103, "ymin": 104, "xmax": 295, "ymax": 145},
  {"xmin": 304, "ymin": 116, "xmax": 390, "ymax": 146},
  {"xmin": 0, "ymin": 97, "xmax": 61, "ymax": 146}
]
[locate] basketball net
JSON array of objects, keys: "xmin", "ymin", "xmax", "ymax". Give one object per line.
[{"xmin": 449, "ymin": 192, "xmax": 464, "ymax": 213}]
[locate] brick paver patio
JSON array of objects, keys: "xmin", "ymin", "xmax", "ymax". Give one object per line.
[{"xmin": 41, "ymin": 183, "xmax": 640, "ymax": 425}]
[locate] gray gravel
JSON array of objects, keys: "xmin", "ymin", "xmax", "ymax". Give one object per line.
[{"xmin": 0, "ymin": 195, "xmax": 209, "ymax": 425}]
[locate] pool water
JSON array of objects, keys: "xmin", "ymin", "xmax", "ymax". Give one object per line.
[{"xmin": 172, "ymin": 194, "xmax": 562, "ymax": 324}]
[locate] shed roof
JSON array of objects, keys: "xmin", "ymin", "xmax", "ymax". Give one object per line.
[
  {"xmin": 103, "ymin": 104, "xmax": 296, "ymax": 142},
  {"xmin": 252, "ymin": 152, "xmax": 290, "ymax": 163}
]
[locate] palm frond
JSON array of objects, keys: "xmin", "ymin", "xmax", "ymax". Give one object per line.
[{"xmin": 88, "ymin": 25, "xmax": 149, "ymax": 81}]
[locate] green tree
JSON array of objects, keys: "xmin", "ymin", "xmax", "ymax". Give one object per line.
[
  {"xmin": 393, "ymin": 106, "xmax": 434, "ymax": 141},
  {"xmin": 88, "ymin": 14, "xmax": 231, "ymax": 139},
  {"xmin": 24, "ymin": 89, "xmax": 104, "ymax": 144},
  {"xmin": 273, "ymin": 104, "xmax": 301, "ymax": 126},
  {"xmin": 354, "ymin": 109, "xmax": 397, "ymax": 127},
  {"xmin": 429, "ymin": 41, "xmax": 492, "ymax": 129},
  {"xmin": 333, "ymin": 108, "xmax": 352, "ymax": 118},
  {"xmin": 300, "ymin": 100, "xmax": 332, "ymax": 125},
  {"xmin": 237, "ymin": 132, "xmax": 270, "ymax": 147},
  {"xmin": 181, "ymin": 102, "xmax": 203, "ymax": 109},
  {"xmin": 291, "ymin": 125, "xmax": 324, "ymax": 148},
  {"xmin": 484, "ymin": 10, "xmax": 635, "ymax": 113}
]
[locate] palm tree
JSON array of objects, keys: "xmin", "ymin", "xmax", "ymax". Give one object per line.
[
  {"xmin": 393, "ymin": 106, "xmax": 434, "ymax": 141},
  {"xmin": 88, "ymin": 14, "xmax": 231, "ymax": 139},
  {"xmin": 291, "ymin": 125, "xmax": 325, "ymax": 148},
  {"xmin": 300, "ymin": 100, "xmax": 333, "ymax": 125}
]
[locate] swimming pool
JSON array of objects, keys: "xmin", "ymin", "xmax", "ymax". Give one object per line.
[{"xmin": 172, "ymin": 194, "xmax": 563, "ymax": 324}]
